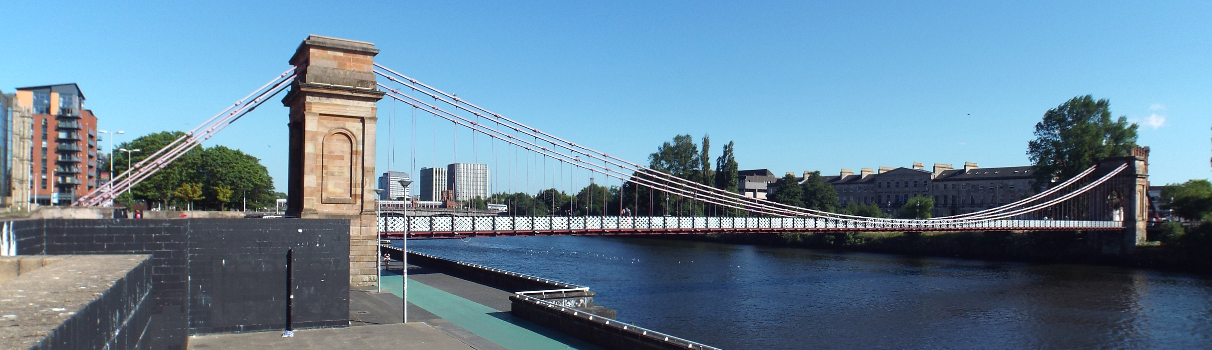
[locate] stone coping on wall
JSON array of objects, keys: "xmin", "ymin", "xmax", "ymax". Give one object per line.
[
  {"xmin": 0, "ymin": 257, "xmax": 67, "ymax": 284},
  {"xmin": 0, "ymin": 254, "xmax": 150, "ymax": 349},
  {"xmin": 510, "ymin": 293, "xmax": 722, "ymax": 350}
]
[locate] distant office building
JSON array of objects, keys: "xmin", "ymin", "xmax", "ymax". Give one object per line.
[
  {"xmin": 377, "ymin": 171, "xmax": 410, "ymax": 200},
  {"xmin": 13, "ymin": 84, "xmax": 100, "ymax": 206},
  {"xmin": 448, "ymin": 163, "xmax": 489, "ymax": 201},
  {"xmin": 738, "ymin": 169, "xmax": 777, "ymax": 199},
  {"xmin": 419, "ymin": 167, "xmax": 447, "ymax": 201}
]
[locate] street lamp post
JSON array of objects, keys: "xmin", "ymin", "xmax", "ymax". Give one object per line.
[
  {"xmin": 397, "ymin": 178, "xmax": 413, "ymax": 323},
  {"xmin": 98, "ymin": 130, "xmax": 124, "ymax": 204},
  {"xmin": 118, "ymin": 148, "xmax": 140, "ymax": 202},
  {"xmin": 374, "ymin": 188, "xmax": 383, "ymax": 294}
]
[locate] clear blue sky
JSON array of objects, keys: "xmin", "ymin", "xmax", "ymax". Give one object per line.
[{"xmin": 3, "ymin": 1, "xmax": 1209, "ymax": 193}]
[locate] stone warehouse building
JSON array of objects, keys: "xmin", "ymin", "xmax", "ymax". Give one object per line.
[{"xmin": 799, "ymin": 161, "xmax": 1036, "ymax": 217}]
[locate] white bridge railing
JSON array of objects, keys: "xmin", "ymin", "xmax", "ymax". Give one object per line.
[{"xmin": 379, "ymin": 216, "xmax": 1122, "ymax": 236}]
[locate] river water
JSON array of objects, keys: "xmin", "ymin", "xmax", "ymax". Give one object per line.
[{"xmin": 407, "ymin": 236, "xmax": 1212, "ymax": 349}]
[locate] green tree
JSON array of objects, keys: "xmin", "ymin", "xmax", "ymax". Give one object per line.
[
  {"xmin": 622, "ymin": 172, "xmax": 659, "ymax": 216},
  {"xmin": 714, "ymin": 141, "xmax": 739, "ymax": 193},
  {"xmin": 771, "ymin": 174, "xmax": 804, "ymax": 208},
  {"xmin": 1027, "ymin": 95, "xmax": 1139, "ymax": 191},
  {"xmin": 649, "ymin": 134, "xmax": 702, "ymax": 181},
  {"xmin": 841, "ymin": 201, "xmax": 886, "ymax": 218},
  {"xmin": 113, "ymin": 133, "xmax": 276, "ymax": 211},
  {"xmin": 1160, "ymin": 180, "xmax": 1212, "ymax": 221},
  {"xmin": 488, "ymin": 192, "xmax": 536, "ymax": 216},
  {"xmin": 534, "ymin": 188, "xmax": 571, "ymax": 216},
  {"xmin": 173, "ymin": 182, "xmax": 204, "ymax": 211},
  {"xmin": 647, "ymin": 135, "xmax": 705, "ymax": 216},
  {"xmin": 699, "ymin": 134, "xmax": 712, "ymax": 186},
  {"xmin": 799, "ymin": 171, "xmax": 840, "ymax": 212},
  {"xmin": 898, "ymin": 195, "xmax": 934, "ymax": 219},
  {"xmin": 197, "ymin": 145, "xmax": 275, "ymax": 210},
  {"xmin": 570, "ymin": 183, "xmax": 612, "ymax": 216},
  {"xmin": 214, "ymin": 185, "xmax": 234, "ymax": 210},
  {"xmin": 113, "ymin": 131, "xmax": 203, "ymax": 210},
  {"xmin": 468, "ymin": 196, "xmax": 488, "ymax": 210}
]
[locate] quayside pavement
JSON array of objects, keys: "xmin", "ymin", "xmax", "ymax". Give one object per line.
[{"xmin": 188, "ymin": 263, "xmax": 599, "ymax": 350}]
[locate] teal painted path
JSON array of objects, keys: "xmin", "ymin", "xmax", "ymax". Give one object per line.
[{"xmin": 380, "ymin": 274, "xmax": 599, "ymax": 350}]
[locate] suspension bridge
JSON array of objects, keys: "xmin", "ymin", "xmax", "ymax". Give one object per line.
[{"xmin": 68, "ymin": 35, "xmax": 1149, "ymax": 270}]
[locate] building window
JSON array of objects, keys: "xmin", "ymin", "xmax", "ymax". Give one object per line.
[{"xmin": 33, "ymin": 92, "xmax": 50, "ymax": 114}]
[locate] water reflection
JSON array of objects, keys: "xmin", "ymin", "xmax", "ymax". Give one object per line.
[{"xmin": 408, "ymin": 237, "xmax": 1212, "ymax": 349}]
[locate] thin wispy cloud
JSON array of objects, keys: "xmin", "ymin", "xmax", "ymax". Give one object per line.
[
  {"xmin": 1143, "ymin": 114, "xmax": 1166, "ymax": 129},
  {"xmin": 1132, "ymin": 103, "xmax": 1167, "ymax": 129}
]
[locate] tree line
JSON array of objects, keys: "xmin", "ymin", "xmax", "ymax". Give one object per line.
[{"xmin": 112, "ymin": 131, "xmax": 277, "ymax": 211}]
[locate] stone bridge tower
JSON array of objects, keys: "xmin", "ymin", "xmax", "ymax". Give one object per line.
[
  {"xmin": 282, "ymin": 35, "xmax": 383, "ymax": 287},
  {"xmin": 1094, "ymin": 147, "xmax": 1150, "ymax": 255}
]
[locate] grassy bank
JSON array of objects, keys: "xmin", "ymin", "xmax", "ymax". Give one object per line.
[{"xmin": 667, "ymin": 229, "xmax": 1212, "ymax": 274}]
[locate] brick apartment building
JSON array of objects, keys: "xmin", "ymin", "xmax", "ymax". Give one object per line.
[{"xmin": 13, "ymin": 84, "xmax": 100, "ymax": 205}]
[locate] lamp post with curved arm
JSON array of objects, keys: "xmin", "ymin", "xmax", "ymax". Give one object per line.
[{"xmin": 118, "ymin": 148, "xmax": 140, "ymax": 201}]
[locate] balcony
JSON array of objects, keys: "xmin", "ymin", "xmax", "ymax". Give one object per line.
[
  {"xmin": 55, "ymin": 166, "xmax": 81, "ymax": 174},
  {"xmin": 57, "ymin": 143, "xmax": 82, "ymax": 152},
  {"xmin": 57, "ymin": 108, "xmax": 80, "ymax": 118},
  {"xmin": 57, "ymin": 177, "xmax": 81, "ymax": 185},
  {"xmin": 56, "ymin": 155, "xmax": 82, "ymax": 163},
  {"xmin": 57, "ymin": 132, "xmax": 81, "ymax": 141},
  {"xmin": 57, "ymin": 121, "xmax": 82, "ymax": 129}
]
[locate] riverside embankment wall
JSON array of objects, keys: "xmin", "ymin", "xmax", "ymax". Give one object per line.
[{"xmin": 2, "ymin": 218, "xmax": 351, "ymax": 349}]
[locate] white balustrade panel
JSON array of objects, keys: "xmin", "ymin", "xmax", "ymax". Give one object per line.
[{"xmin": 378, "ymin": 216, "xmax": 1124, "ymax": 235}]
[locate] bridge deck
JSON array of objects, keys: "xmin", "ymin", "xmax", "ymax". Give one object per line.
[{"xmin": 380, "ymin": 216, "xmax": 1122, "ymax": 238}]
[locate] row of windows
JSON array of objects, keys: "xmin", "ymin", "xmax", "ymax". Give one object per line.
[
  {"xmin": 876, "ymin": 180, "xmax": 930, "ymax": 189},
  {"xmin": 935, "ymin": 183, "xmax": 1018, "ymax": 191},
  {"xmin": 934, "ymin": 194, "xmax": 1012, "ymax": 206}
]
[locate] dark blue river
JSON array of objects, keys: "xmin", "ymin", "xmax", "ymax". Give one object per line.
[{"xmin": 407, "ymin": 236, "xmax": 1212, "ymax": 349}]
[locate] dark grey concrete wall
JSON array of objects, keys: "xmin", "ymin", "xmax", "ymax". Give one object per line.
[
  {"xmin": 13, "ymin": 219, "xmax": 44, "ymax": 255},
  {"xmin": 186, "ymin": 220, "xmax": 349, "ymax": 333},
  {"xmin": 13, "ymin": 218, "xmax": 350, "ymax": 350}
]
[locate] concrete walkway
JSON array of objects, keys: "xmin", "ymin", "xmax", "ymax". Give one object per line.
[
  {"xmin": 381, "ymin": 268, "xmax": 600, "ymax": 350},
  {"xmin": 189, "ymin": 264, "xmax": 599, "ymax": 350},
  {"xmin": 187, "ymin": 322, "xmax": 474, "ymax": 350}
]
